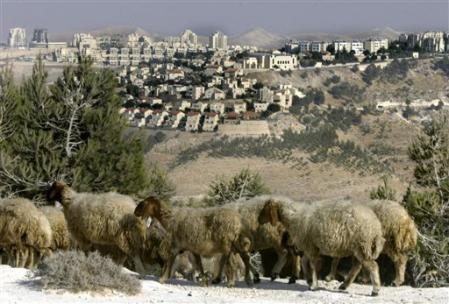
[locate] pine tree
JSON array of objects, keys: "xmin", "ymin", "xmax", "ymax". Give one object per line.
[{"xmin": 0, "ymin": 57, "xmax": 152, "ymax": 198}]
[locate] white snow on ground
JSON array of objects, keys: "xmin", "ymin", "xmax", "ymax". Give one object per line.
[{"xmin": 0, "ymin": 265, "xmax": 448, "ymax": 304}]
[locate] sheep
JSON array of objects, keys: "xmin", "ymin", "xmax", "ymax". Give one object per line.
[
  {"xmin": 143, "ymin": 219, "xmax": 245, "ymax": 283},
  {"xmin": 325, "ymin": 199, "xmax": 417, "ymax": 287},
  {"xmin": 221, "ymin": 195, "xmax": 295, "ymax": 282},
  {"xmin": 40, "ymin": 206, "xmax": 71, "ymax": 251},
  {"xmin": 134, "ymin": 196, "xmax": 251, "ymax": 287},
  {"xmin": 0, "ymin": 198, "xmax": 52, "ymax": 268},
  {"xmin": 261, "ymin": 199, "xmax": 385, "ymax": 296},
  {"xmin": 46, "ymin": 181, "xmax": 147, "ymax": 274}
]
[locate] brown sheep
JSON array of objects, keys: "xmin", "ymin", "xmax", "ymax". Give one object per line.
[{"xmin": 134, "ymin": 196, "xmax": 251, "ymax": 287}]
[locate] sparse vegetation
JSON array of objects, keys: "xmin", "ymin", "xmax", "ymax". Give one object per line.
[
  {"xmin": 32, "ymin": 250, "xmax": 141, "ymax": 295},
  {"xmin": 174, "ymin": 126, "xmax": 387, "ymax": 174}
]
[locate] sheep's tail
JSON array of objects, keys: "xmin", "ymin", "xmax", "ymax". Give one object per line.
[{"xmin": 396, "ymin": 218, "xmax": 418, "ymax": 252}]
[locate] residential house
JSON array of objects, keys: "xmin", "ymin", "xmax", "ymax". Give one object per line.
[
  {"xmin": 204, "ymin": 87, "xmax": 226, "ymax": 100},
  {"xmin": 209, "ymin": 102, "xmax": 225, "ymax": 115},
  {"xmin": 146, "ymin": 110, "xmax": 169, "ymax": 128},
  {"xmin": 203, "ymin": 112, "xmax": 219, "ymax": 132},
  {"xmin": 185, "ymin": 112, "xmax": 202, "ymax": 132},
  {"xmin": 180, "ymin": 100, "xmax": 192, "ymax": 111},
  {"xmin": 191, "ymin": 101, "xmax": 208, "ymax": 113},
  {"xmin": 192, "ymin": 86, "xmax": 205, "ymax": 100},
  {"xmin": 233, "ymin": 101, "xmax": 247, "ymax": 114},
  {"xmin": 254, "ymin": 102, "xmax": 269, "ymax": 113},
  {"xmin": 165, "ymin": 111, "xmax": 185, "ymax": 129}
]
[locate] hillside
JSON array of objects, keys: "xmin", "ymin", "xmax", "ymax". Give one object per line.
[
  {"xmin": 230, "ymin": 27, "xmax": 287, "ymax": 49},
  {"xmin": 146, "ymin": 58, "xmax": 448, "ymax": 201}
]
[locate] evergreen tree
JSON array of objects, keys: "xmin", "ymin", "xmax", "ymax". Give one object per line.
[
  {"xmin": 0, "ymin": 57, "xmax": 150, "ymax": 198},
  {"xmin": 404, "ymin": 112, "xmax": 449, "ymax": 287}
]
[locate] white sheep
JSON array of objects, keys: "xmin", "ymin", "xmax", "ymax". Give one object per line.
[
  {"xmin": 325, "ymin": 199, "xmax": 417, "ymax": 286},
  {"xmin": 261, "ymin": 199, "xmax": 385, "ymax": 296},
  {"xmin": 46, "ymin": 181, "xmax": 147, "ymax": 274},
  {"xmin": 0, "ymin": 198, "xmax": 52, "ymax": 268}
]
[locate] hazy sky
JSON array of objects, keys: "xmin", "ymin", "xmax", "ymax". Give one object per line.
[{"xmin": 0, "ymin": 0, "xmax": 448, "ymax": 41}]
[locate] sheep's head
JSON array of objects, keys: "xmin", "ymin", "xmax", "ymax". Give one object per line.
[
  {"xmin": 135, "ymin": 196, "xmax": 162, "ymax": 220},
  {"xmin": 46, "ymin": 181, "xmax": 67, "ymax": 205},
  {"xmin": 259, "ymin": 200, "xmax": 283, "ymax": 226}
]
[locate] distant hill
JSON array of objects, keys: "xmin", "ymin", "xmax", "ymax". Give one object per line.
[
  {"xmin": 289, "ymin": 27, "xmax": 401, "ymax": 42},
  {"xmin": 230, "ymin": 27, "xmax": 287, "ymax": 49}
]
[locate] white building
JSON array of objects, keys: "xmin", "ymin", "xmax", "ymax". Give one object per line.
[
  {"xmin": 364, "ymin": 39, "xmax": 389, "ymax": 53},
  {"xmin": 209, "ymin": 31, "xmax": 228, "ymax": 50},
  {"xmin": 333, "ymin": 41, "xmax": 352, "ymax": 53},
  {"xmin": 73, "ymin": 33, "xmax": 97, "ymax": 50},
  {"xmin": 311, "ymin": 41, "xmax": 330, "ymax": 53},
  {"xmin": 350, "ymin": 41, "xmax": 364, "ymax": 55},
  {"xmin": 268, "ymin": 54, "xmax": 298, "ymax": 70},
  {"xmin": 299, "ymin": 41, "xmax": 311, "ymax": 53},
  {"xmin": 8, "ymin": 28, "xmax": 27, "ymax": 48},
  {"xmin": 181, "ymin": 29, "xmax": 198, "ymax": 47},
  {"xmin": 203, "ymin": 112, "xmax": 219, "ymax": 132},
  {"xmin": 185, "ymin": 112, "xmax": 202, "ymax": 132}
]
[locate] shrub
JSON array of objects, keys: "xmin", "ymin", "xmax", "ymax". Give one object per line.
[
  {"xmin": 208, "ymin": 168, "xmax": 270, "ymax": 205},
  {"xmin": 141, "ymin": 163, "xmax": 176, "ymax": 200},
  {"xmin": 32, "ymin": 250, "xmax": 141, "ymax": 295},
  {"xmin": 369, "ymin": 176, "xmax": 396, "ymax": 200},
  {"xmin": 362, "ymin": 64, "xmax": 381, "ymax": 85},
  {"xmin": 323, "ymin": 75, "xmax": 341, "ymax": 86},
  {"xmin": 329, "ymin": 82, "xmax": 364, "ymax": 103}
]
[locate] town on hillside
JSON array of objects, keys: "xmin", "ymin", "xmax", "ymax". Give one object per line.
[{"xmin": 3, "ymin": 28, "xmax": 449, "ymax": 135}]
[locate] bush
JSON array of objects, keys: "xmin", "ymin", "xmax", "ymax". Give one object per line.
[
  {"xmin": 32, "ymin": 251, "xmax": 141, "ymax": 295},
  {"xmin": 208, "ymin": 168, "xmax": 270, "ymax": 205},
  {"xmin": 362, "ymin": 64, "xmax": 381, "ymax": 85},
  {"xmin": 329, "ymin": 82, "xmax": 364, "ymax": 103},
  {"xmin": 323, "ymin": 75, "xmax": 341, "ymax": 86},
  {"xmin": 369, "ymin": 176, "xmax": 396, "ymax": 200}
]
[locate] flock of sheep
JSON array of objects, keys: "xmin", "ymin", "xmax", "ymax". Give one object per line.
[{"xmin": 0, "ymin": 181, "xmax": 417, "ymax": 297}]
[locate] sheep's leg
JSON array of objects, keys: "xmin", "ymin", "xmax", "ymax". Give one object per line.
[
  {"xmin": 192, "ymin": 253, "xmax": 210, "ymax": 286},
  {"xmin": 362, "ymin": 259, "xmax": 381, "ymax": 296},
  {"xmin": 133, "ymin": 255, "xmax": 147, "ymax": 277},
  {"xmin": 224, "ymin": 254, "xmax": 237, "ymax": 288},
  {"xmin": 237, "ymin": 250, "xmax": 254, "ymax": 287},
  {"xmin": 288, "ymin": 253, "xmax": 301, "ymax": 284},
  {"xmin": 391, "ymin": 253, "xmax": 407, "ymax": 287},
  {"xmin": 271, "ymin": 248, "xmax": 288, "ymax": 281},
  {"xmin": 306, "ymin": 255, "xmax": 320, "ymax": 291},
  {"xmin": 212, "ymin": 254, "xmax": 228, "ymax": 285},
  {"xmin": 339, "ymin": 260, "xmax": 362, "ymax": 291},
  {"xmin": 325, "ymin": 257, "xmax": 340, "ymax": 282},
  {"xmin": 160, "ymin": 254, "xmax": 176, "ymax": 284},
  {"xmin": 26, "ymin": 248, "xmax": 35, "ymax": 269},
  {"xmin": 17, "ymin": 248, "xmax": 28, "ymax": 268}
]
